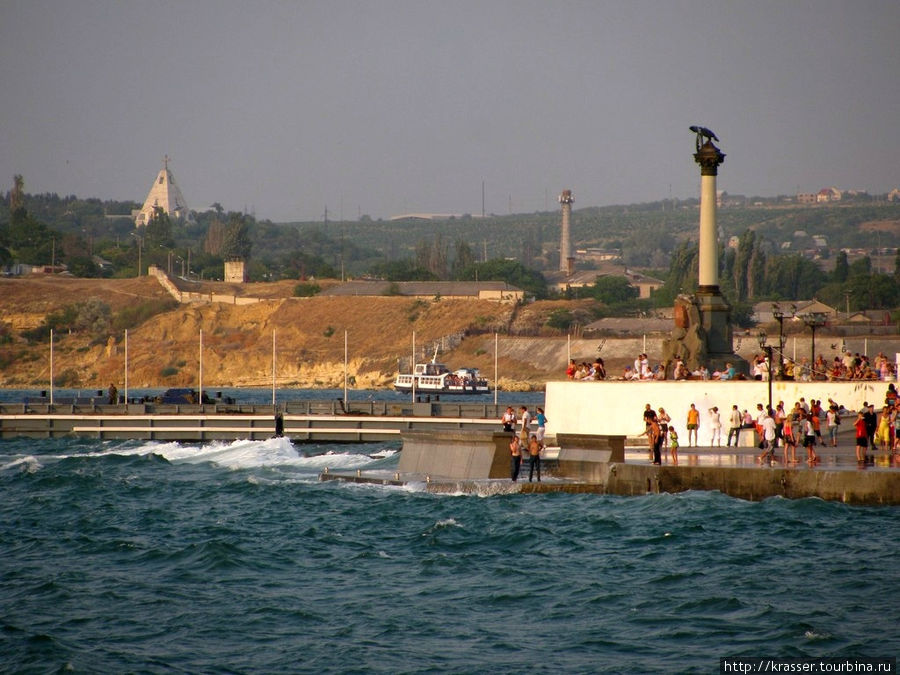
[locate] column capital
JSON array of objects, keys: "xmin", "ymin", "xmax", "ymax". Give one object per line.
[{"xmin": 694, "ymin": 141, "xmax": 725, "ymax": 176}]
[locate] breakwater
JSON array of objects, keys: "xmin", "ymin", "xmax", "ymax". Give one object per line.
[
  {"xmin": 322, "ymin": 430, "xmax": 900, "ymax": 506},
  {"xmin": 0, "ymin": 399, "xmax": 519, "ymax": 442}
]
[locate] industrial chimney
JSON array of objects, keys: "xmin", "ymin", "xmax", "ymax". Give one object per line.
[{"xmin": 558, "ymin": 189, "xmax": 574, "ymax": 276}]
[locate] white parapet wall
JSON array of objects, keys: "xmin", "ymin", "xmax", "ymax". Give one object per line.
[{"xmin": 545, "ymin": 379, "xmax": 892, "ymax": 439}]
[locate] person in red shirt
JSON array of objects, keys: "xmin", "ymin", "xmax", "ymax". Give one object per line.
[{"xmin": 854, "ymin": 411, "xmax": 868, "ymax": 463}]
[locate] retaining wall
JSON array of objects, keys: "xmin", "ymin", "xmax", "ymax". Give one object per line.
[{"xmin": 545, "ymin": 380, "xmax": 893, "ymax": 440}]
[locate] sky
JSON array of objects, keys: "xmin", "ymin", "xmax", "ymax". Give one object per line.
[{"xmin": 2, "ymin": 0, "xmax": 899, "ymax": 223}]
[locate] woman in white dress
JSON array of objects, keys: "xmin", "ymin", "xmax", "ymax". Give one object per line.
[{"xmin": 708, "ymin": 406, "xmax": 722, "ymax": 446}]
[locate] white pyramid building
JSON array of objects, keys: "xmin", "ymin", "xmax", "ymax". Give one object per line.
[{"xmin": 134, "ymin": 156, "xmax": 192, "ymax": 227}]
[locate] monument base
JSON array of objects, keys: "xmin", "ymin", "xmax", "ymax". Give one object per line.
[{"xmin": 662, "ymin": 292, "xmax": 748, "ymax": 376}]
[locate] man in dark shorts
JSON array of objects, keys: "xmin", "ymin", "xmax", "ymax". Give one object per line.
[
  {"xmin": 509, "ymin": 435, "xmax": 523, "ymax": 481},
  {"xmin": 854, "ymin": 411, "xmax": 868, "ymax": 463}
]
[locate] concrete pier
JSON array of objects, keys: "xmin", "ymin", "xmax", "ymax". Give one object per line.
[
  {"xmin": 0, "ymin": 400, "xmax": 521, "ymax": 442},
  {"xmin": 545, "ymin": 380, "xmax": 892, "ymax": 439},
  {"xmin": 322, "ymin": 429, "xmax": 900, "ymax": 506}
]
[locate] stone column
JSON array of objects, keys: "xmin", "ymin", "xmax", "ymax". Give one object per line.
[
  {"xmin": 692, "ymin": 139, "xmax": 733, "ymax": 362},
  {"xmin": 694, "ymin": 141, "xmax": 725, "ymax": 292}
]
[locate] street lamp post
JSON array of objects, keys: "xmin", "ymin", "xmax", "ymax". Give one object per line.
[
  {"xmin": 801, "ymin": 312, "xmax": 827, "ymax": 380},
  {"xmin": 771, "ymin": 303, "xmax": 795, "ymax": 380},
  {"xmin": 757, "ymin": 330, "xmax": 774, "ymax": 412}
]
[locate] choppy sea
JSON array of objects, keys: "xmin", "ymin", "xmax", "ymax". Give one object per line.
[{"xmin": 1, "ymin": 390, "xmax": 898, "ymax": 672}]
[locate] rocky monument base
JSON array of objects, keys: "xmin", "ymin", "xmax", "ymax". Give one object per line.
[{"xmin": 661, "ymin": 293, "xmax": 749, "ymax": 376}]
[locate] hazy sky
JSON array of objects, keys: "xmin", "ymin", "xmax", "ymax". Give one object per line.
[{"xmin": 2, "ymin": 0, "xmax": 899, "ymax": 222}]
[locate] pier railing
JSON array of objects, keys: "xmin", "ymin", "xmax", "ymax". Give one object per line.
[{"xmin": 0, "ymin": 400, "xmax": 520, "ymax": 442}]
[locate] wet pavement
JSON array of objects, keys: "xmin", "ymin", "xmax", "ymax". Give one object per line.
[{"xmin": 625, "ymin": 442, "xmax": 900, "ymax": 471}]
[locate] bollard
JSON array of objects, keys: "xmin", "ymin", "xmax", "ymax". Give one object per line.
[
  {"xmin": 357, "ymin": 469, "xmax": 361, "ymax": 477},
  {"xmin": 426, "ymin": 475, "xmax": 431, "ymax": 483},
  {"xmin": 324, "ymin": 467, "xmax": 329, "ymax": 474},
  {"xmin": 395, "ymin": 472, "xmax": 400, "ymax": 481}
]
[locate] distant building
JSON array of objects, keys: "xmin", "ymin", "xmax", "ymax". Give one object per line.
[
  {"xmin": 224, "ymin": 260, "xmax": 247, "ymax": 284},
  {"xmin": 797, "ymin": 192, "xmax": 817, "ymax": 204},
  {"xmin": 752, "ymin": 300, "xmax": 837, "ymax": 324},
  {"xmin": 134, "ymin": 156, "xmax": 192, "ymax": 227},
  {"xmin": 388, "ymin": 213, "xmax": 482, "ymax": 221},
  {"xmin": 545, "ymin": 266, "xmax": 663, "ymax": 299},
  {"xmin": 816, "ymin": 187, "xmax": 842, "ymax": 203},
  {"xmin": 625, "ymin": 270, "xmax": 664, "ymax": 299},
  {"xmin": 576, "ymin": 248, "xmax": 622, "ymax": 262},
  {"xmin": 321, "ymin": 280, "xmax": 524, "ymax": 303},
  {"xmin": 887, "ymin": 188, "xmax": 900, "ymax": 202}
]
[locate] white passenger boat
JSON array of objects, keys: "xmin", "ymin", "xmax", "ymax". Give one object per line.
[{"xmin": 394, "ymin": 358, "xmax": 490, "ymax": 395}]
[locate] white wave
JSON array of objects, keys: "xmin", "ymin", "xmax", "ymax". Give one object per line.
[
  {"xmin": 298, "ymin": 451, "xmax": 378, "ymax": 471},
  {"xmin": 6, "ymin": 438, "xmax": 386, "ymax": 475},
  {"xmin": 150, "ymin": 438, "xmax": 379, "ymax": 473},
  {"xmin": 435, "ymin": 518, "xmax": 461, "ymax": 529},
  {"xmin": 0, "ymin": 455, "xmax": 43, "ymax": 473},
  {"xmin": 39, "ymin": 437, "xmax": 309, "ymax": 471}
]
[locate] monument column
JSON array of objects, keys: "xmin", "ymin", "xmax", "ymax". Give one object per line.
[
  {"xmin": 696, "ymin": 144, "xmax": 723, "ymax": 291},
  {"xmin": 692, "ymin": 129, "xmax": 732, "ymax": 361},
  {"xmin": 661, "ymin": 127, "xmax": 747, "ymax": 376}
]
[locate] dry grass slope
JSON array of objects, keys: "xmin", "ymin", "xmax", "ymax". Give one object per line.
[{"xmin": 0, "ymin": 277, "xmax": 557, "ymax": 389}]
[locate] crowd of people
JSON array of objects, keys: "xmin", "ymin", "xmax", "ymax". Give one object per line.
[
  {"xmin": 639, "ymin": 383, "xmax": 900, "ymax": 467},
  {"xmin": 566, "ymin": 358, "xmax": 607, "ymax": 381},
  {"xmin": 499, "ymin": 382, "xmax": 900, "ymax": 481},
  {"xmin": 565, "ymin": 350, "xmax": 899, "ymax": 383},
  {"xmin": 502, "ymin": 405, "xmax": 547, "ymax": 483}
]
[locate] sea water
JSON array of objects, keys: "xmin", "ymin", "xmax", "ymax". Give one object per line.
[{"xmin": 1, "ymin": 436, "xmax": 898, "ymax": 672}]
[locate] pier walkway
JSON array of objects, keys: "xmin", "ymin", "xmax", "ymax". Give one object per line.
[{"xmin": 323, "ymin": 436, "xmax": 900, "ymax": 505}]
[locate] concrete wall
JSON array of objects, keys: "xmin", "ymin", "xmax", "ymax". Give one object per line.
[
  {"xmin": 398, "ymin": 431, "xmax": 511, "ymax": 479},
  {"xmin": 398, "ymin": 430, "xmax": 624, "ymax": 481},
  {"xmin": 605, "ymin": 462, "xmax": 900, "ymax": 506},
  {"xmin": 555, "ymin": 433, "xmax": 625, "ymax": 482},
  {"xmin": 545, "ymin": 379, "xmax": 892, "ymax": 439}
]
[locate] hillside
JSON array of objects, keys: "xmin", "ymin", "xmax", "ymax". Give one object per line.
[{"xmin": 0, "ymin": 276, "xmax": 562, "ymax": 390}]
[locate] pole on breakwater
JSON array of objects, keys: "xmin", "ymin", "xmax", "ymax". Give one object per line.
[
  {"xmin": 49, "ymin": 329, "xmax": 53, "ymax": 406},
  {"xmin": 199, "ymin": 329, "xmax": 204, "ymax": 404},
  {"xmin": 272, "ymin": 329, "xmax": 276, "ymax": 406},
  {"xmin": 493, "ymin": 332, "xmax": 498, "ymax": 406},
  {"xmin": 344, "ymin": 330, "xmax": 349, "ymax": 410},
  {"xmin": 124, "ymin": 329, "xmax": 129, "ymax": 404}
]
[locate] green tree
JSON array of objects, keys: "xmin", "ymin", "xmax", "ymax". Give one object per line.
[
  {"xmin": 221, "ymin": 213, "xmax": 252, "ymax": 261},
  {"xmin": 589, "ymin": 276, "xmax": 639, "ymax": 305},
  {"xmin": 848, "ymin": 256, "xmax": 872, "ymax": 278},
  {"xmin": 732, "ymin": 230, "xmax": 756, "ymax": 301},
  {"xmin": 415, "ymin": 233, "xmax": 448, "ymax": 279},
  {"xmin": 763, "ymin": 254, "xmax": 826, "ymax": 300},
  {"xmin": 545, "ymin": 308, "xmax": 575, "ymax": 332},
  {"xmin": 7, "ymin": 211, "xmax": 56, "ymax": 265},
  {"xmin": 456, "ymin": 258, "xmax": 547, "ymax": 298},
  {"xmin": 848, "ymin": 272, "xmax": 899, "ymax": 309},
  {"xmin": 832, "ymin": 250, "xmax": 849, "ymax": 282},
  {"xmin": 452, "ymin": 240, "xmax": 476, "ymax": 278},
  {"xmin": 370, "ymin": 259, "xmax": 437, "ymax": 281},
  {"xmin": 144, "ymin": 207, "xmax": 173, "ymax": 248},
  {"xmin": 658, "ymin": 241, "xmax": 698, "ymax": 302}
]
